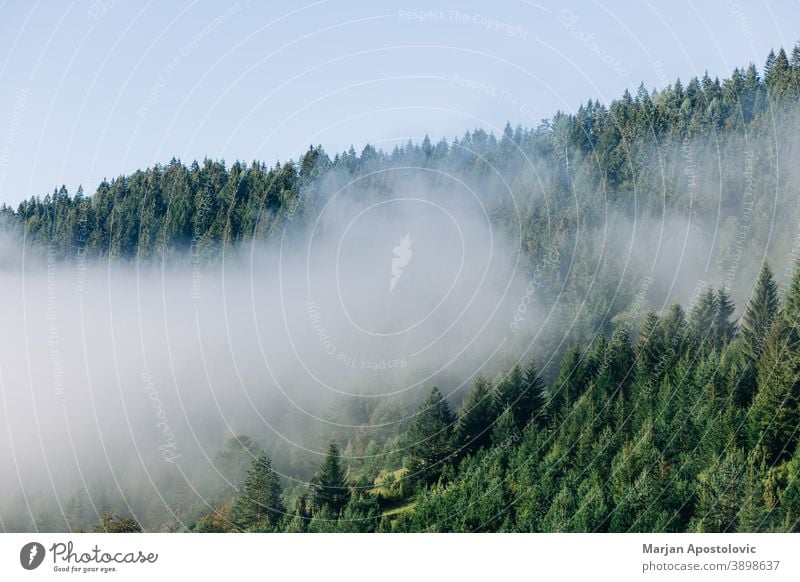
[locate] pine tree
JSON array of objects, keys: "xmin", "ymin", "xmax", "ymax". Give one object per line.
[
  {"xmin": 522, "ymin": 358, "xmax": 549, "ymax": 428},
  {"xmin": 740, "ymin": 262, "xmax": 779, "ymax": 360},
  {"xmin": 456, "ymin": 376, "xmax": 496, "ymax": 455},
  {"xmin": 690, "ymin": 287, "xmax": 717, "ymax": 348},
  {"xmin": 738, "ymin": 453, "xmax": 768, "ymax": 532},
  {"xmin": 407, "ymin": 387, "xmax": 456, "ymax": 482},
  {"xmin": 494, "ymin": 360, "xmax": 547, "ymax": 431},
  {"xmin": 749, "ymin": 317, "xmax": 800, "ymax": 465},
  {"xmin": 714, "ymin": 287, "xmax": 736, "ymax": 349},
  {"xmin": 694, "ymin": 450, "xmax": 746, "ymax": 532},
  {"xmin": 311, "ymin": 441, "xmax": 350, "ymax": 517},
  {"xmin": 337, "ymin": 493, "xmax": 381, "ymax": 532},
  {"xmin": 783, "ymin": 262, "xmax": 800, "ymax": 334},
  {"xmin": 230, "ymin": 451, "xmax": 285, "ymax": 531},
  {"xmin": 491, "ymin": 405, "xmax": 517, "ymax": 447},
  {"xmin": 548, "ymin": 346, "xmax": 586, "ymax": 423},
  {"xmin": 637, "ymin": 311, "xmax": 662, "ymax": 378}
]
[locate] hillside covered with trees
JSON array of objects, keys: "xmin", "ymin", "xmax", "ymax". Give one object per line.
[{"xmin": 5, "ymin": 43, "xmax": 800, "ymax": 533}]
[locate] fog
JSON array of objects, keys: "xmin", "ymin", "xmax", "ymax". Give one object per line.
[
  {"xmin": 3, "ymin": 109, "xmax": 800, "ymax": 531},
  {"xmin": 0, "ymin": 175, "xmax": 551, "ymax": 531}
]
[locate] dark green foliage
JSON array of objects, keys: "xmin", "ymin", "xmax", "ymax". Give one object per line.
[
  {"xmin": 740, "ymin": 262, "xmax": 779, "ymax": 360},
  {"xmin": 230, "ymin": 451, "xmax": 285, "ymax": 531},
  {"xmin": 456, "ymin": 376, "xmax": 496, "ymax": 456},
  {"xmin": 548, "ymin": 346, "xmax": 586, "ymax": 424},
  {"xmin": 401, "ymin": 260, "xmax": 800, "ymax": 532},
  {"xmin": 494, "ymin": 360, "xmax": 548, "ymax": 432},
  {"xmin": 406, "ymin": 387, "xmax": 456, "ymax": 483},
  {"xmin": 311, "ymin": 441, "xmax": 350, "ymax": 517},
  {"xmin": 693, "ymin": 450, "xmax": 746, "ymax": 532},
  {"xmin": 749, "ymin": 317, "xmax": 800, "ymax": 465},
  {"xmin": 336, "ymin": 493, "xmax": 381, "ymax": 532},
  {"xmin": 13, "ymin": 42, "xmax": 800, "ymax": 535}
]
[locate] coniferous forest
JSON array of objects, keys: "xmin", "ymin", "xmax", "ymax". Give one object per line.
[{"xmin": 4, "ymin": 44, "xmax": 800, "ymax": 533}]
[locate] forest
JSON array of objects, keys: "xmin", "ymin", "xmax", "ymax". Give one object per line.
[{"xmin": 3, "ymin": 44, "xmax": 800, "ymax": 532}]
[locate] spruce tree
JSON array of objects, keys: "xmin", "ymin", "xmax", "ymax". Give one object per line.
[
  {"xmin": 311, "ymin": 441, "xmax": 350, "ymax": 517},
  {"xmin": 749, "ymin": 317, "xmax": 800, "ymax": 465},
  {"xmin": 783, "ymin": 262, "xmax": 800, "ymax": 334},
  {"xmin": 548, "ymin": 346, "xmax": 585, "ymax": 424},
  {"xmin": 407, "ymin": 387, "xmax": 456, "ymax": 482},
  {"xmin": 714, "ymin": 287, "xmax": 736, "ymax": 350},
  {"xmin": 690, "ymin": 287, "xmax": 717, "ymax": 349},
  {"xmin": 494, "ymin": 361, "xmax": 547, "ymax": 431},
  {"xmin": 740, "ymin": 262, "xmax": 779, "ymax": 359},
  {"xmin": 491, "ymin": 405, "xmax": 517, "ymax": 447},
  {"xmin": 522, "ymin": 358, "xmax": 549, "ymax": 428},
  {"xmin": 456, "ymin": 376, "xmax": 496, "ymax": 455},
  {"xmin": 231, "ymin": 451, "xmax": 285, "ymax": 531}
]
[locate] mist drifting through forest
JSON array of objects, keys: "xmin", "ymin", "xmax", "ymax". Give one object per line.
[{"xmin": 3, "ymin": 42, "xmax": 800, "ymax": 533}]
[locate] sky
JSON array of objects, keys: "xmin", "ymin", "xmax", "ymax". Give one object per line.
[{"xmin": 0, "ymin": 0, "xmax": 797, "ymax": 205}]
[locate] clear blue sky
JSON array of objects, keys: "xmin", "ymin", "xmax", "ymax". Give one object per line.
[{"xmin": 0, "ymin": 0, "xmax": 796, "ymax": 205}]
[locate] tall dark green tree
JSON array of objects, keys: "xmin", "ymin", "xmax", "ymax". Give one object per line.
[
  {"xmin": 311, "ymin": 441, "xmax": 350, "ymax": 517},
  {"xmin": 494, "ymin": 360, "xmax": 548, "ymax": 432},
  {"xmin": 714, "ymin": 287, "xmax": 737, "ymax": 349},
  {"xmin": 749, "ymin": 317, "xmax": 800, "ymax": 465},
  {"xmin": 407, "ymin": 387, "xmax": 456, "ymax": 482},
  {"xmin": 522, "ymin": 358, "xmax": 549, "ymax": 429},
  {"xmin": 230, "ymin": 451, "xmax": 285, "ymax": 531},
  {"xmin": 548, "ymin": 346, "xmax": 586, "ymax": 424},
  {"xmin": 740, "ymin": 262, "xmax": 779, "ymax": 359},
  {"xmin": 456, "ymin": 376, "xmax": 496, "ymax": 455},
  {"xmin": 690, "ymin": 287, "xmax": 718, "ymax": 349}
]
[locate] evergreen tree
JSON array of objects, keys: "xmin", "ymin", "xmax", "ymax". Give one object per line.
[
  {"xmin": 714, "ymin": 287, "xmax": 737, "ymax": 350},
  {"xmin": 493, "ymin": 360, "xmax": 548, "ymax": 431},
  {"xmin": 690, "ymin": 287, "xmax": 718, "ymax": 349},
  {"xmin": 522, "ymin": 358, "xmax": 549, "ymax": 429},
  {"xmin": 311, "ymin": 441, "xmax": 350, "ymax": 517},
  {"xmin": 740, "ymin": 262, "xmax": 779, "ymax": 360},
  {"xmin": 230, "ymin": 451, "xmax": 285, "ymax": 531},
  {"xmin": 406, "ymin": 387, "xmax": 456, "ymax": 482},
  {"xmin": 456, "ymin": 376, "xmax": 496, "ymax": 455},
  {"xmin": 749, "ymin": 317, "xmax": 800, "ymax": 465},
  {"xmin": 491, "ymin": 405, "xmax": 518, "ymax": 448},
  {"xmin": 694, "ymin": 450, "xmax": 746, "ymax": 532},
  {"xmin": 548, "ymin": 346, "xmax": 586, "ymax": 424},
  {"xmin": 783, "ymin": 262, "xmax": 800, "ymax": 334}
]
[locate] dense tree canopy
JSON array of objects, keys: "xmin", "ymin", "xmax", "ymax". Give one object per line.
[{"xmin": 10, "ymin": 42, "xmax": 800, "ymax": 534}]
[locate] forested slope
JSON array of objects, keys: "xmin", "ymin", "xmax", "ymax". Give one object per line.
[{"xmin": 6, "ymin": 44, "xmax": 800, "ymax": 533}]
